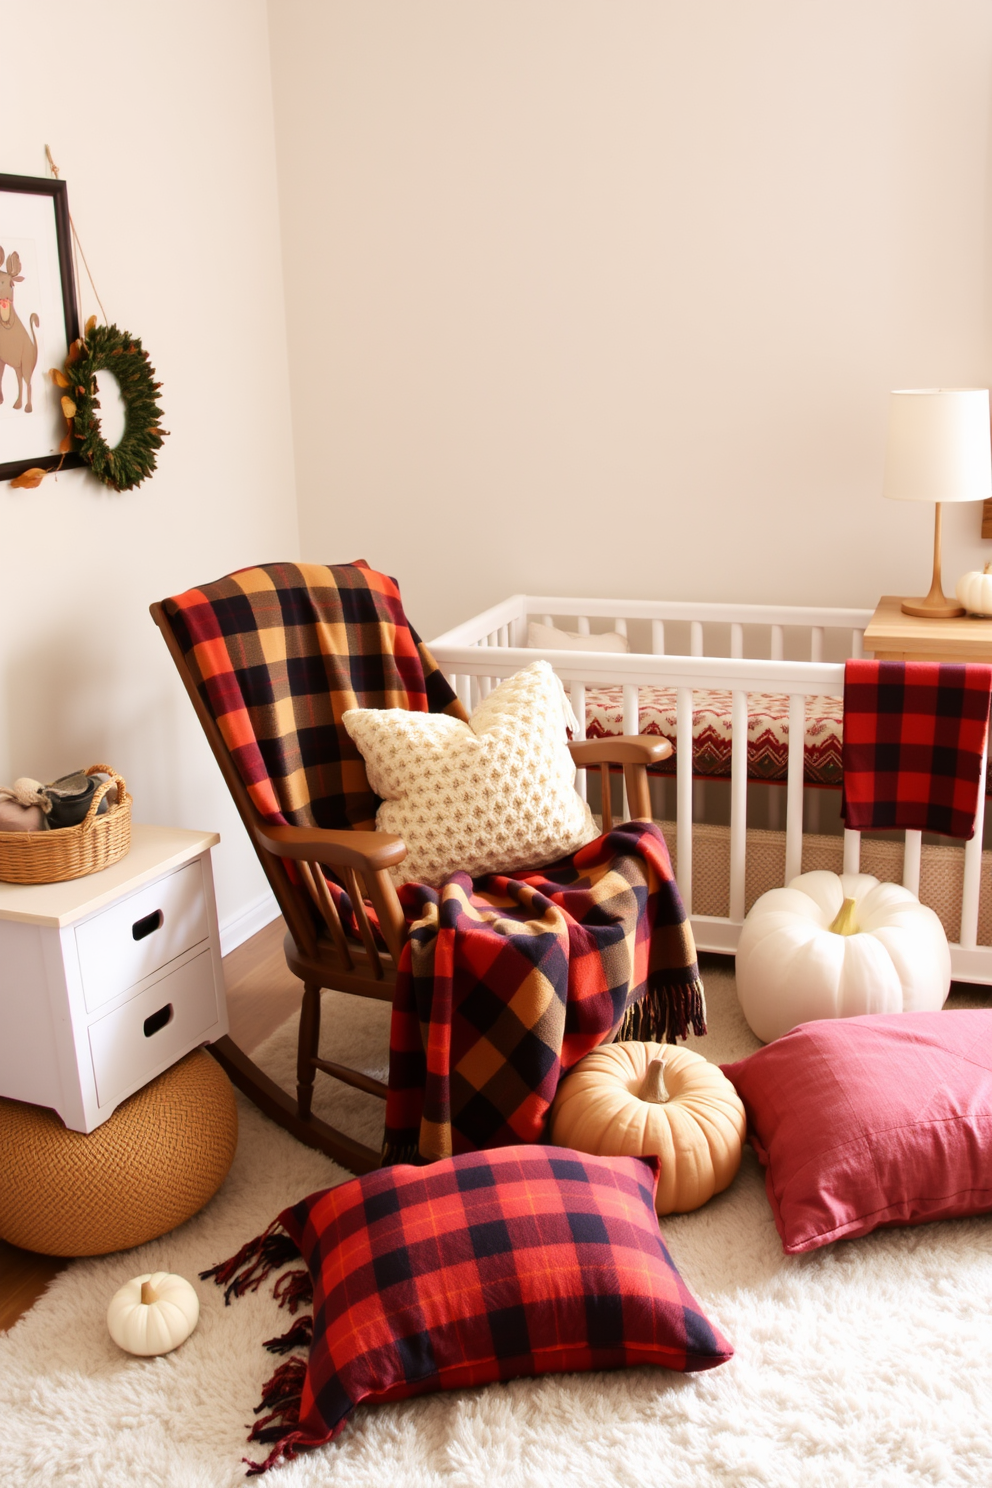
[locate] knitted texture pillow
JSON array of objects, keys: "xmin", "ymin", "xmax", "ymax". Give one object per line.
[
  {"xmin": 202, "ymin": 1146, "xmax": 733, "ymax": 1473},
  {"xmin": 343, "ymin": 660, "xmax": 598, "ymax": 887}
]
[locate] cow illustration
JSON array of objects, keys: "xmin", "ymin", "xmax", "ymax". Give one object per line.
[{"xmin": 0, "ymin": 247, "xmax": 40, "ymax": 413}]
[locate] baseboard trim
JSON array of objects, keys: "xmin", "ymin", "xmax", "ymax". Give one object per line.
[{"xmin": 219, "ymin": 889, "xmax": 281, "ymax": 958}]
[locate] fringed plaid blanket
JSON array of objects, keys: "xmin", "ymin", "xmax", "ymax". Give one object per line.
[
  {"xmin": 161, "ymin": 562, "xmax": 703, "ymax": 1168},
  {"xmin": 384, "ymin": 820, "xmax": 704, "ymax": 1165},
  {"xmin": 842, "ymin": 659, "xmax": 992, "ymax": 840}
]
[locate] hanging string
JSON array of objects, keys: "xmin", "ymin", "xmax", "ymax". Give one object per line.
[{"xmin": 44, "ymin": 145, "xmax": 110, "ymax": 327}]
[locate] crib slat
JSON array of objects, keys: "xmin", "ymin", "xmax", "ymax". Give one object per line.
[
  {"xmin": 731, "ymin": 624, "xmax": 744, "ymax": 660},
  {"xmin": 651, "ymin": 619, "xmax": 665, "ymax": 655},
  {"xmin": 622, "ymin": 685, "xmax": 639, "ymax": 822},
  {"xmin": 729, "ymin": 689, "xmax": 748, "ymax": 921},
  {"xmin": 576, "ymin": 616, "xmax": 591, "ymax": 635},
  {"xmin": 571, "ymin": 682, "xmax": 587, "ymax": 803},
  {"xmin": 542, "ymin": 614, "xmax": 553, "ymax": 628},
  {"xmin": 843, "ymin": 829, "xmax": 861, "ymax": 875},
  {"xmin": 623, "ymin": 685, "xmax": 639, "ymax": 736},
  {"xmin": 851, "ymin": 629, "xmax": 864, "ymax": 660},
  {"xmin": 771, "ymin": 625, "xmax": 784, "ymax": 662},
  {"xmin": 615, "ymin": 618, "xmax": 628, "ymax": 639},
  {"xmin": 960, "ymin": 736, "xmax": 987, "ymax": 947},
  {"xmin": 785, "ymin": 693, "xmax": 805, "ymax": 883},
  {"xmin": 498, "ymin": 624, "xmax": 509, "ymax": 647},
  {"xmin": 902, "ymin": 830, "xmax": 922, "ymax": 897},
  {"xmin": 810, "ymin": 627, "xmax": 824, "ymax": 662},
  {"xmin": 456, "ymin": 675, "xmax": 472, "ymax": 712},
  {"xmin": 690, "ymin": 621, "xmax": 704, "ymax": 658},
  {"xmin": 676, "ymin": 687, "xmax": 693, "ymax": 913}
]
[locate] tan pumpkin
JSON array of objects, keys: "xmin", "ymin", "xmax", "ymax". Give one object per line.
[{"xmin": 549, "ymin": 1041, "xmax": 746, "ymax": 1215}]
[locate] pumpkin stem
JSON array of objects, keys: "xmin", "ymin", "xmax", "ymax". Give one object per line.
[
  {"xmin": 984, "ymin": 562, "xmax": 992, "ymax": 576},
  {"xmin": 641, "ymin": 1057, "xmax": 670, "ymax": 1104},
  {"xmin": 828, "ymin": 896, "xmax": 859, "ymax": 936},
  {"xmin": 140, "ymin": 1281, "xmax": 156, "ymax": 1307}
]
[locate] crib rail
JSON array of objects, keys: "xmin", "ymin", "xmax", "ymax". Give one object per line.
[{"xmin": 429, "ymin": 594, "xmax": 992, "ymax": 986}]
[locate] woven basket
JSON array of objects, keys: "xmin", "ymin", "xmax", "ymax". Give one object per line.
[{"xmin": 0, "ymin": 764, "xmax": 131, "ymax": 885}]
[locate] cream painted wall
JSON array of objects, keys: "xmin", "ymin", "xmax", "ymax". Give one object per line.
[
  {"xmin": 268, "ymin": 0, "xmax": 992, "ymax": 642},
  {"xmin": 1, "ymin": 2, "xmax": 298, "ymax": 935}
]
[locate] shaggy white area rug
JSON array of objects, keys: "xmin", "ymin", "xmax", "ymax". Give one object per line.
[{"xmin": 2, "ymin": 964, "xmax": 991, "ymax": 1488}]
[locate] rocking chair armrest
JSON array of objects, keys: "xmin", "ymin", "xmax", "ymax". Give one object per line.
[
  {"xmin": 567, "ymin": 736, "xmax": 672, "ymax": 768},
  {"xmin": 253, "ymin": 823, "xmax": 408, "ymax": 874}
]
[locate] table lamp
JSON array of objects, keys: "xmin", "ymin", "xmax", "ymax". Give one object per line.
[{"xmin": 883, "ymin": 388, "xmax": 992, "ymax": 618}]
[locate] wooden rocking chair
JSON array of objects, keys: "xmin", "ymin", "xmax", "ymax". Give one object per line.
[{"xmin": 151, "ymin": 571, "xmax": 669, "ymax": 1175}]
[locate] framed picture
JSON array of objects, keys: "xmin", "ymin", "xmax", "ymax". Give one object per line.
[{"xmin": 0, "ymin": 173, "xmax": 83, "ymax": 482}]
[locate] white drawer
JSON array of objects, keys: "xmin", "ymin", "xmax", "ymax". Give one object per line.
[
  {"xmin": 88, "ymin": 949, "xmax": 220, "ymax": 1109},
  {"xmin": 76, "ymin": 859, "xmax": 209, "ymax": 1014}
]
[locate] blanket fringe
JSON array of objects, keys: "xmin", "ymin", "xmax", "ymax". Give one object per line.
[
  {"xmin": 272, "ymin": 1267, "xmax": 313, "ymax": 1315},
  {"xmin": 264, "ymin": 1315, "xmax": 314, "ymax": 1355},
  {"xmin": 199, "ymin": 1221, "xmax": 302, "ymax": 1306},
  {"xmin": 202, "ymin": 1224, "xmax": 317, "ymax": 1474},
  {"xmin": 380, "ymin": 1138, "xmax": 424, "ymax": 1167},
  {"xmin": 243, "ymin": 1358, "xmax": 309, "ymax": 1473},
  {"xmin": 616, "ymin": 977, "xmax": 707, "ymax": 1045}
]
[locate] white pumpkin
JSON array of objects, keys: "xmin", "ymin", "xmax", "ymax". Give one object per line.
[
  {"xmin": 735, "ymin": 870, "xmax": 950, "ymax": 1043},
  {"xmin": 107, "ymin": 1272, "xmax": 199, "ymax": 1356},
  {"xmin": 956, "ymin": 563, "xmax": 992, "ymax": 618}
]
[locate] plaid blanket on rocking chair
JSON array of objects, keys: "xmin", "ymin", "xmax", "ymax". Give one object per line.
[{"xmin": 161, "ymin": 561, "xmax": 704, "ymax": 1165}]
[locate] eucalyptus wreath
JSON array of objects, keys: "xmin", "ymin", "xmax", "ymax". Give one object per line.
[{"xmin": 54, "ymin": 318, "xmax": 168, "ymax": 491}]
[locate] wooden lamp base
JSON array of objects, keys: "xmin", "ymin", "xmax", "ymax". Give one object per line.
[{"xmin": 900, "ymin": 501, "xmax": 965, "ymax": 620}]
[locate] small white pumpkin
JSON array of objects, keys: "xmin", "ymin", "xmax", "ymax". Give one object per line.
[
  {"xmin": 107, "ymin": 1272, "xmax": 199, "ymax": 1356},
  {"xmin": 956, "ymin": 563, "xmax": 992, "ymax": 618},
  {"xmin": 736, "ymin": 870, "xmax": 950, "ymax": 1043}
]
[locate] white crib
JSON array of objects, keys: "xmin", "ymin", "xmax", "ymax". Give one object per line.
[{"xmin": 429, "ymin": 594, "xmax": 992, "ymax": 987}]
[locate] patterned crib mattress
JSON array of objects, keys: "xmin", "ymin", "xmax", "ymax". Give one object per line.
[{"xmin": 582, "ymin": 686, "xmax": 844, "ymax": 785}]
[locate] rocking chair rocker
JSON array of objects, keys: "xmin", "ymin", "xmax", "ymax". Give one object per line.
[{"xmin": 151, "ymin": 562, "xmax": 670, "ymax": 1174}]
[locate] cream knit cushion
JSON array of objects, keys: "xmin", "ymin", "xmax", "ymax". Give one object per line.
[{"xmin": 343, "ymin": 661, "xmax": 599, "ymax": 888}]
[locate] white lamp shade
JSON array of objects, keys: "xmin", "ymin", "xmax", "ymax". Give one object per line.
[{"xmin": 883, "ymin": 388, "xmax": 992, "ymax": 504}]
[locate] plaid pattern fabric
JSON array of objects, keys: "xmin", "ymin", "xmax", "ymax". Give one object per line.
[
  {"xmin": 202, "ymin": 1146, "xmax": 733, "ymax": 1474},
  {"xmin": 160, "ymin": 560, "xmax": 465, "ymax": 831},
  {"xmin": 841, "ymin": 659, "xmax": 992, "ymax": 840},
  {"xmin": 160, "ymin": 562, "xmax": 702, "ymax": 1159},
  {"xmin": 385, "ymin": 820, "xmax": 704, "ymax": 1164}
]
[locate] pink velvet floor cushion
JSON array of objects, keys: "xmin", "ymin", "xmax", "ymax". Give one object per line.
[{"xmin": 722, "ymin": 1010, "xmax": 992, "ymax": 1254}]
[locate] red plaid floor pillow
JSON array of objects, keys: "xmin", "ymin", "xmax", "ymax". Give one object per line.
[{"xmin": 202, "ymin": 1146, "xmax": 733, "ymax": 1473}]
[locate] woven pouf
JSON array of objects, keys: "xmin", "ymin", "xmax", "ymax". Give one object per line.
[{"xmin": 0, "ymin": 1049, "xmax": 238, "ymax": 1256}]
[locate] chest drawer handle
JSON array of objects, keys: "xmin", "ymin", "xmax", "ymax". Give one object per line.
[
  {"xmin": 132, "ymin": 909, "xmax": 164, "ymax": 941},
  {"xmin": 143, "ymin": 1003, "xmax": 173, "ymax": 1038}
]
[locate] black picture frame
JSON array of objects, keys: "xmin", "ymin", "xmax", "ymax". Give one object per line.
[{"xmin": 0, "ymin": 173, "xmax": 83, "ymax": 481}]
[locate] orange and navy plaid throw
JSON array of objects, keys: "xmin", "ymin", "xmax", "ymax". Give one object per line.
[
  {"xmin": 385, "ymin": 820, "xmax": 704, "ymax": 1164},
  {"xmin": 841, "ymin": 659, "xmax": 992, "ymax": 840},
  {"xmin": 161, "ymin": 560, "xmax": 465, "ymax": 832}
]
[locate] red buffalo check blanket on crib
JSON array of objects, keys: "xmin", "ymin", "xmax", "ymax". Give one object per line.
[
  {"xmin": 841, "ymin": 659, "xmax": 992, "ymax": 840},
  {"xmin": 160, "ymin": 563, "xmax": 703, "ymax": 1168}
]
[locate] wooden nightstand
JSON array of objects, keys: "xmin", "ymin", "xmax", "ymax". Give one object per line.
[
  {"xmin": 0, "ymin": 824, "xmax": 228, "ymax": 1134},
  {"xmin": 864, "ymin": 595, "xmax": 992, "ymax": 662}
]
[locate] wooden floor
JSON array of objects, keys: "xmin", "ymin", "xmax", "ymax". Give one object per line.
[{"xmin": 0, "ymin": 916, "xmax": 300, "ymax": 1334}]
